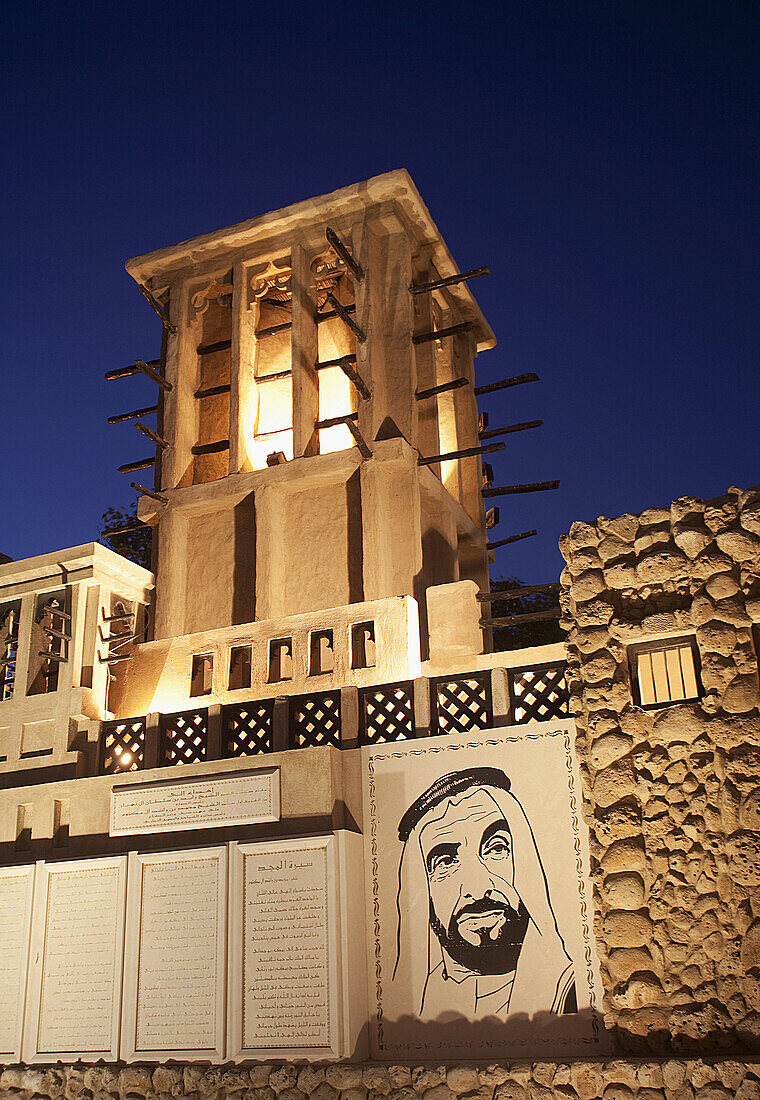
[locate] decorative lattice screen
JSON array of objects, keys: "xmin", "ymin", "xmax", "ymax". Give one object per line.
[
  {"xmin": 223, "ymin": 700, "xmax": 275, "ymax": 757},
  {"xmin": 360, "ymin": 682, "xmax": 415, "ymax": 744},
  {"xmin": 508, "ymin": 663, "xmax": 569, "ymax": 723},
  {"xmin": 101, "ymin": 717, "xmax": 146, "ymax": 774},
  {"xmin": 289, "ymin": 691, "xmax": 341, "ymax": 748},
  {"xmin": 160, "ymin": 709, "xmax": 208, "ymax": 764},
  {"xmin": 432, "ymin": 672, "xmax": 493, "ymax": 736}
]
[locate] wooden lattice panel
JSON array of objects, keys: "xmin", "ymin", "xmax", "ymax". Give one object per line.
[
  {"xmin": 160, "ymin": 709, "xmax": 208, "ymax": 765},
  {"xmin": 102, "ymin": 718, "xmax": 146, "ymax": 773},
  {"xmin": 223, "ymin": 701, "xmax": 275, "ymax": 757},
  {"xmin": 432, "ymin": 672, "xmax": 493, "ymax": 736},
  {"xmin": 289, "ymin": 691, "xmax": 341, "ymax": 748},
  {"xmin": 508, "ymin": 662, "xmax": 569, "ymax": 724},
  {"xmin": 360, "ymin": 682, "xmax": 414, "ymax": 744}
]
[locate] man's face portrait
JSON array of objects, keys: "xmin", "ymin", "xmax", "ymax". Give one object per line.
[{"xmin": 418, "ymin": 787, "xmax": 529, "ymax": 976}]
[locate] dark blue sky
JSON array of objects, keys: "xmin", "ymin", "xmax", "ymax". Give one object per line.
[{"xmin": 1, "ymin": 1, "xmax": 757, "ymax": 584}]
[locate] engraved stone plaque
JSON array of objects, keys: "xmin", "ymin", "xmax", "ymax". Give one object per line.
[
  {"xmin": 0, "ymin": 866, "xmax": 35, "ymax": 1061},
  {"xmin": 110, "ymin": 767, "xmax": 280, "ymax": 836},
  {"xmin": 25, "ymin": 856, "xmax": 126, "ymax": 1062},
  {"xmin": 228, "ymin": 837, "xmax": 338, "ymax": 1060},
  {"xmin": 122, "ymin": 847, "xmax": 226, "ymax": 1061}
]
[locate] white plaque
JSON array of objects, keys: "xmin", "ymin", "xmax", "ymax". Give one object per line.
[
  {"xmin": 121, "ymin": 847, "xmax": 226, "ymax": 1061},
  {"xmin": 0, "ymin": 865, "xmax": 35, "ymax": 1061},
  {"xmin": 228, "ymin": 836, "xmax": 339, "ymax": 1060},
  {"xmin": 24, "ymin": 856, "xmax": 126, "ymax": 1062},
  {"xmin": 110, "ymin": 767, "xmax": 280, "ymax": 836}
]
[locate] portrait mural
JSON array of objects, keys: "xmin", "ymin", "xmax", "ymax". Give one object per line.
[{"xmin": 364, "ymin": 721, "xmax": 605, "ymax": 1059}]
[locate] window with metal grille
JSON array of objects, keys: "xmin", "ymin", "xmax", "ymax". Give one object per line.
[
  {"xmin": 223, "ymin": 700, "xmax": 274, "ymax": 757},
  {"xmin": 289, "ymin": 691, "xmax": 341, "ymax": 748},
  {"xmin": 0, "ymin": 600, "xmax": 21, "ymax": 701},
  {"xmin": 432, "ymin": 672, "xmax": 493, "ymax": 736},
  {"xmin": 508, "ymin": 663, "xmax": 569, "ymax": 724},
  {"xmin": 160, "ymin": 708, "xmax": 208, "ymax": 765},
  {"xmin": 359, "ymin": 682, "xmax": 415, "ymax": 744},
  {"xmin": 630, "ymin": 639, "xmax": 701, "ymax": 707},
  {"xmin": 101, "ymin": 717, "xmax": 147, "ymax": 774}
]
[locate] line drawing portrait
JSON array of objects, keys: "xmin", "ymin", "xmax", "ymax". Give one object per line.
[{"xmin": 394, "ymin": 766, "xmax": 576, "ymax": 1022}]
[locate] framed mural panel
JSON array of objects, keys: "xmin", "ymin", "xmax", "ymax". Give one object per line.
[
  {"xmin": 23, "ymin": 855, "xmax": 127, "ymax": 1063},
  {"xmin": 363, "ymin": 719, "xmax": 605, "ymax": 1059},
  {"xmin": 0, "ymin": 864, "xmax": 35, "ymax": 1062},
  {"xmin": 121, "ymin": 846, "xmax": 227, "ymax": 1062}
]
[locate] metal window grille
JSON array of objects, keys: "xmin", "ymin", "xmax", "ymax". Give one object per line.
[
  {"xmin": 0, "ymin": 603, "xmax": 20, "ymax": 702},
  {"xmin": 101, "ymin": 717, "xmax": 146, "ymax": 774},
  {"xmin": 289, "ymin": 691, "xmax": 341, "ymax": 748},
  {"xmin": 223, "ymin": 700, "xmax": 275, "ymax": 757},
  {"xmin": 508, "ymin": 663, "xmax": 569, "ymax": 724},
  {"xmin": 432, "ymin": 672, "xmax": 493, "ymax": 736},
  {"xmin": 360, "ymin": 682, "xmax": 415, "ymax": 744},
  {"xmin": 160, "ymin": 708, "xmax": 208, "ymax": 765}
]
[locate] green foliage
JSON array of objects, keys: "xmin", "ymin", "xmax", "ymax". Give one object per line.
[
  {"xmin": 100, "ymin": 503, "xmax": 152, "ymax": 571},
  {"xmin": 490, "ymin": 575, "xmax": 563, "ymax": 652}
]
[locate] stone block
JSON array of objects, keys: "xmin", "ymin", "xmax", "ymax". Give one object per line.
[
  {"xmin": 722, "ymin": 675, "xmax": 760, "ymax": 714},
  {"xmin": 297, "ymin": 1071, "xmax": 325, "ymax": 1096},
  {"xmin": 326, "ymin": 1071, "xmax": 362, "ymax": 1093},
  {"xmin": 445, "ymin": 1071, "xmax": 480, "ymax": 1096},
  {"xmin": 603, "ymin": 909, "xmax": 652, "ymax": 947},
  {"xmin": 604, "ymin": 871, "xmax": 646, "ymax": 909}
]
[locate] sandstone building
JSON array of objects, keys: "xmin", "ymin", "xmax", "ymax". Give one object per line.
[{"xmin": 0, "ymin": 172, "xmax": 758, "ymax": 1100}]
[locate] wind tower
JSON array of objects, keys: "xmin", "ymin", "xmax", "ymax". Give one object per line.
[{"xmin": 117, "ymin": 172, "xmax": 501, "ymax": 649}]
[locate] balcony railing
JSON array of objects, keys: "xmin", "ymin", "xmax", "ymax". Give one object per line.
[{"xmin": 98, "ymin": 663, "xmax": 569, "ymax": 775}]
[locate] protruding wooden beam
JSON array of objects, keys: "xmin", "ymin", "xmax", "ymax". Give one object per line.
[
  {"xmin": 326, "ymin": 226, "xmax": 365, "ymax": 282},
  {"xmin": 480, "ymin": 608, "xmax": 562, "ymax": 628},
  {"xmin": 323, "ymin": 292, "xmax": 366, "ymax": 343},
  {"xmin": 105, "ymin": 358, "xmax": 160, "ymax": 381},
  {"xmin": 409, "ymin": 266, "xmax": 489, "ymax": 295},
  {"xmin": 137, "ymin": 282, "xmax": 177, "ymax": 335},
  {"xmin": 413, "ymin": 321, "xmax": 472, "ymax": 345},
  {"xmin": 487, "ymin": 529, "xmax": 537, "ymax": 549},
  {"xmin": 474, "ymin": 372, "xmax": 539, "ymax": 396},
  {"xmin": 415, "ymin": 377, "xmax": 469, "ymax": 401},
  {"xmin": 342, "ymin": 416, "xmax": 372, "ymax": 459},
  {"xmin": 479, "ymin": 419, "xmax": 543, "ymax": 440},
  {"xmin": 316, "ymin": 412, "xmax": 359, "ymax": 430},
  {"xmin": 131, "ymin": 482, "xmax": 168, "ymax": 504},
  {"xmin": 191, "ymin": 439, "xmax": 230, "ymax": 456},
  {"xmin": 136, "ymin": 421, "xmax": 169, "ymax": 449},
  {"xmin": 419, "ymin": 441, "xmax": 505, "ymax": 467},
  {"xmin": 118, "ymin": 457, "xmax": 155, "ymax": 473},
  {"xmin": 316, "ymin": 354, "xmax": 371, "ymax": 400},
  {"xmin": 108, "ymin": 404, "xmax": 158, "ymax": 424},
  {"xmin": 196, "ymin": 338, "xmax": 232, "ymax": 355},
  {"xmin": 194, "ymin": 383, "xmax": 231, "ymax": 399},
  {"xmin": 256, "ymin": 320, "xmax": 292, "ymax": 338},
  {"xmin": 102, "ymin": 523, "xmax": 148, "ymax": 537},
  {"xmin": 482, "ymin": 480, "xmax": 560, "ymax": 497},
  {"xmin": 477, "ymin": 582, "xmax": 560, "ymax": 602}
]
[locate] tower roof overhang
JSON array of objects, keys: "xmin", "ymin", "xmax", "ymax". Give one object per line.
[{"xmin": 125, "ymin": 169, "xmax": 496, "ymax": 352}]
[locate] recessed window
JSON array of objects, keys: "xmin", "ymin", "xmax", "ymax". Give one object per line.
[
  {"xmin": 28, "ymin": 590, "xmax": 70, "ymax": 696},
  {"xmin": 190, "ymin": 653, "xmax": 214, "ymax": 696},
  {"xmin": 630, "ymin": 639, "xmax": 701, "ymax": 707},
  {"xmin": 268, "ymin": 637, "xmax": 293, "ymax": 682},
  {"xmin": 229, "ymin": 644, "xmax": 253, "ymax": 690},
  {"xmin": 351, "ymin": 621, "xmax": 376, "ymax": 669},
  {"xmin": 0, "ymin": 600, "xmax": 21, "ymax": 701},
  {"xmin": 309, "ymin": 630, "xmax": 334, "ymax": 676}
]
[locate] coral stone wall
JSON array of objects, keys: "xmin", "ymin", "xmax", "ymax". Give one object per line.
[
  {"xmin": 559, "ymin": 487, "xmax": 760, "ymax": 1052},
  {"xmin": 2, "ymin": 1060, "xmax": 760, "ymax": 1100}
]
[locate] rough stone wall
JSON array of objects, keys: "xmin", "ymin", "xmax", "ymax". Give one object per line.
[
  {"xmin": 559, "ymin": 486, "xmax": 760, "ymax": 1053},
  {"xmin": 2, "ymin": 1060, "xmax": 760, "ymax": 1100}
]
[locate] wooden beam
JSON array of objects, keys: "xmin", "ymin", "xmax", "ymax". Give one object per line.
[
  {"xmin": 419, "ymin": 441, "xmax": 505, "ymax": 466},
  {"xmin": 323, "ymin": 292, "xmax": 366, "ymax": 343},
  {"xmin": 343, "ymin": 417, "xmax": 372, "ymax": 459},
  {"xmin": 487, "ymin": 529, "xmax": 537, "ymax": 549},
  {"xmin": 196, "ymin": 338, "xmax": 231, "ymax": 355},
  {"xmin": 326, "ymin": 226, "xmax": 365, "ymax": 282},
  {"xmin": 480, "ymin": 608, "xmax": 562, "ymax": 628},
  {"xmin": 415, "ymin": 377, "xmax": 469, "ymax": 401},
  {"xmin": 136, "ymin": 421, "xmax": 169, "ymax": 449},
  {"xmin": 191, "ymin": 439, "xmax": 230, "ymax": 456},
  {"xmin": 316, "ymin": 412, "xmax": 359, "ymax": 430},
  {"xmin": 477, "ymin": 583, "xmax": 560, "ymax": 602},
  {"xmin": 118, "ymin": 457, "xmax": 155, "ymax": 473},
  {"xmin": 482, "ymin": 480, "xmax": 560, "ymax": 497},
  {"xmin": 194, "ymin": 383, "xmax": 231, "ymax": 399},
  {"xmin": 413, "ymin": 321, "xmax": 472, "ymax": 345},
  {"xmin": 137, "ymin": 282, "xmax": 177, "ymax": 334},
  {"xmin": 479, "ymin": 419, "xmax": 542, "ymax": 440},
  {"xmin": 107, "ymin": 404, "xmax": 158, "ymax": 424},
  {"xmin": 474, "ymin": 372, "xmax": 539, "ymax": 396},
  {"xmin": 131, "ymin": 482, "xmax": 168, "ymax": 504},
  {"xmin": 410, "ymin": 266, "xmax": 489, "ymax": 295},
  {"xmin": 105, "ymin": 358, "xmax": 160, "ymax": 381}
]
